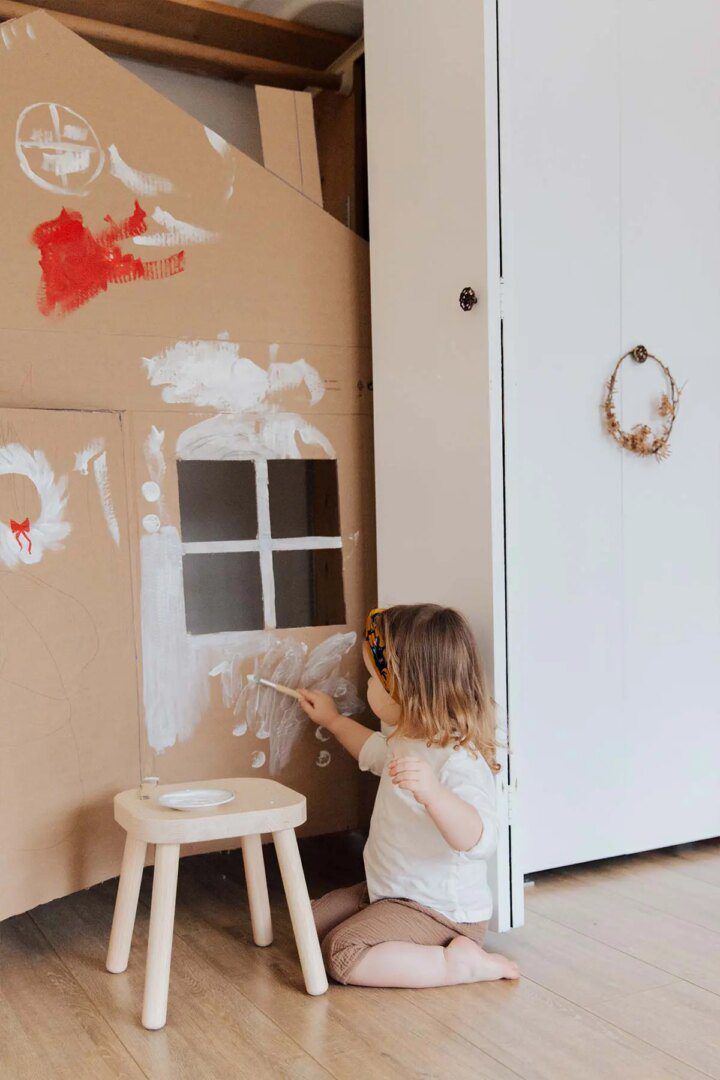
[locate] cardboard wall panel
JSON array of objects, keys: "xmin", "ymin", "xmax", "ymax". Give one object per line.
[
  {"xmin": 256, "ymin": 85, "xmax": 324, "ymax": 206},
  {"xmin": 0, "ymin": 11, "xmax": 374, "ymax": 919}
]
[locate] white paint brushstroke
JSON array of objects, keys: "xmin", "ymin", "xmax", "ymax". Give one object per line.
[
  {"xmin": 204, "ymin": 125, "xmax": 230, "ymax": 157},
  {"xmin": 250, "ymin": 751, "xmax": 266, "ymax": 769},
  {"xmin": 316, "ymin": 751, "xmax": 331, "ymax": 768},
  {"xmin": 63, "ymin": 123, "xmax": 87, "ymax": 141},
  {"xmin": 142, "ymin": 426, "xmax": 166, "ymax": 521},
  {"xmin": 229, "ymin": 632, "xmax": 360, "ymax": 774},
  {"xmin": 1, "ymin": 26, "xmax": 12, "ymax": 50},
  {"xmin": 302, "ymin": 632, "xmax": 357, "ymax": 686},
  {"xmin": 142, "ymin": 514, "xmax": 161, "ymax": 533},
  {"xmin": 92, "ymin": 451, "xmax": 120, "ymax": 547},
  {"xmin": 204, "ymin": 124, "xmax": 236, "ymax": 202},
  {"xmin": 315, "ymin": 726, "xmax": 330, "ymax": 742},
  {"xmin": 26, "ymin": 23, "xmax": 36, "ymax": 40},
  {"xmin": 268, "ymin": 356, "xmax": 324, "ymax": 405},
  {"xmin": 144, "ymin": 339, "xmax": 325, "ymax": 413},
  {"xmin": 208, "ymin": 633, "xmax": 274, "ymax": 708},
  {"xmin": 182, "ymin": 537, "xmax": 341, "ymax": 555},
  {"xmin": 74, "ymin": 438, "xmax": 104, "ymax": 475},
  {"xmin": 254, "ymin": 459, "xmax": 276, "ymax": 629},
  {"xmin": 176, "ymin": 412, "xmax": 335, "ymax": 464},
  {"xmin": 143, "ymin": 426, "xmax": 166, "ymax": 485},
  {"xmin": 108, "ymin": 143, "xmax": 174, "ymax": 196},
  {"xmin": 0, "ymin": 444, "xmax": 70, "ymax": 568},
  {"xmin": 141, "ymin": 525, "xmax": 209, "ymax": 752},
  {"xmin": 42, "ymin": 147, "xmax": 92, "ymax": 176},
  {"xmin": 133, "ymin": 207, "xmax": 219, "ymax": 247}
]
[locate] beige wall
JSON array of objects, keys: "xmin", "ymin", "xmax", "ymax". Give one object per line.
[
  {"xmin": 364, "ymin": 0, "xmax": 497, "ymax": 667},
  {"xmin": 364, "ymin": 0, "xmax": 510, "ymax": 929}
]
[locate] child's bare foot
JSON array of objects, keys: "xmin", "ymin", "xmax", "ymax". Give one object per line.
[{"xmin": 444, "ymin": 936, "xmax": 520, "ymax": 984}]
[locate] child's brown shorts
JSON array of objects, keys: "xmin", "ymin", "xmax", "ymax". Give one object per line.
[{"xmin": 312, "ymin": 881, "xmax": 489, "ymax": 984}]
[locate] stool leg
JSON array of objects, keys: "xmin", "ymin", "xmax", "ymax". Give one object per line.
[
  {"xmin": 142, "ymin": 843, "xmax": 180, "ymax": 1030},
  {"xmin": 272, "ymin": 829, "xmax": 328, "ymax": 996},
  {"xmin": 241, "ymin": 834, "xmax": 273, "ymax": 946},
  {"xmin": 107, "ymin": 836, "xmax": 147, "ymax": 974}
]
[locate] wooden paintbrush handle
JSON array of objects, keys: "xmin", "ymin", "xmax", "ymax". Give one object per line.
[{"xmin": 273, "ymin": 682, "xmax": 302, "ymax": 700}]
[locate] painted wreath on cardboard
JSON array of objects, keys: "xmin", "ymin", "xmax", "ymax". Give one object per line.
[
  {"xmin": 0, "ymin": 444, "xmax": 70, "ymax": 568},
  {"xmin": 603, "ymin": 345, "xmax": 681, "ymax": 461}
]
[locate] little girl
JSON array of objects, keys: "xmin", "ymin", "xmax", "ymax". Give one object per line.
[{"xmin": 298, "ymin": 604, "xmax": 519, "ymax": 988}]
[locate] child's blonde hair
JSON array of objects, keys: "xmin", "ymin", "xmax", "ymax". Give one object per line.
[{"xmin": 380, "ymin": 604, "xmax": 500, "ymax": 772}]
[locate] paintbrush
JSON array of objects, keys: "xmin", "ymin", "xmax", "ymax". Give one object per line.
[{"xmin": 247, "ymin": 674, "xmax": 302, "ymax": 700}]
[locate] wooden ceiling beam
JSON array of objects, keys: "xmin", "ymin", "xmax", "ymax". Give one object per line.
[
  {"xmin": 0, "ymin": 2, "xmax": 344, "ymax": 90},
  {"xmin": 18, "ymin": 0, "xmax": 354, "ymax": 69}
]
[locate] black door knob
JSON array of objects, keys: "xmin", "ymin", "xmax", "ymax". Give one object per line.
[{"xmin": 459, "ymin": 286, "xmax": 478, "ymax": 311}]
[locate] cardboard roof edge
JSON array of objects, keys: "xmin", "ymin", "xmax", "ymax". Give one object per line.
[{"xmin": 5, "ymin": 9, "xmax": 369, "ymax": 247}]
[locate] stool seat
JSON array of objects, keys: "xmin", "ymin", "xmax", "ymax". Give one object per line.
[
  {"xmin": 114, "ymin": 777, "xmax": 306, "ymax": 844},
  {"xmin": 106, "ymin": 777, "xmax": 327, "ymax": 1030}
]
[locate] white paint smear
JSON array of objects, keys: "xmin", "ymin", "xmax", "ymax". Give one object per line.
[
  {"xmin": 144, "ymin": 339, "xmax": 325, "ymax": 412},
  {"xmin": 250, "ymin": 750, "xmax": 266, "ymax": 769},
  {"xmin": 92, "ymin": 451, "xmax": 120, "ymax": 546},
  {"xmin": 143, "ymin": 426, "xmax": 166, "ymax": 521},
  {"xmin": 209, "ymin": 634, "xmax": 273, "ymax": 708},
  {"xmin": 26, "ymin": 23, "xmax": 36, "ymax": 40},
  {"xmin": 204, "ymin": 125, "xmax": 235, "ymax": 202},
  {"xmin": 63, "ymin": 124, "xmax": 87, "ymax": 141},
  {"xmin": 229, "ymin": 632, "xmax": 361, "ymax": 774},
  {"xmin": 142, "ymin": 481, "xmax": 160, "ymax": 503},
  {"xmin": 143, "ymin": 514, "xmax": 161, "ymax": 534},
  {"xmin": 141, "ymin": 526, "xmax": 209, "ymax": 752},
  {"xmin": 133, "ymin": 207, "xmax": 219, "ymax": 247},
  {"xmin": 42, "ymin": 147, "xmax": 91, "ymax": 176},
  {"xmin": 316, "ymin": 751, "xmax": 331, "ymax": 768},
  {"xmin": 108, "ymin": 143, "xmax": 174, "ymax": 196},
  {"xmin": 204, "ymin": 126, "xmax": 230, "ymax": 158},
  {"xmin": 74, "ymin": 439, "xmax": 104, "ymax": 475},
  {"xmin": 177, "ymin": 412, "xmax": 332, "ymax": 462},
  {"xmin": 315, "ymin": 726, "xmax": 331, "ymax": 742},
  {"xmin": 144, "ymin": 426, "xmax": 166, "ymax": 485},
  {"xmin": 0, "ymin": 444, "xmax": 70, "ymax": 568}
]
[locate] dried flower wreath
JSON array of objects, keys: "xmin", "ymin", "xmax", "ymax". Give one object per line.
[{"xmin": 603, "ymin": 345, "xmax": 681, "ymax": 461}]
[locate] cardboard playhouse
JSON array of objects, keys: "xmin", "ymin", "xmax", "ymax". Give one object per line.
[{"xmin": 0, "ymin": 11, "xmax": 374, "ymax": 921}]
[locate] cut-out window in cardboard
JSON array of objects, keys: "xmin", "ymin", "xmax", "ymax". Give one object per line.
[{"xmin": 178, "ymin": 458, "xmax": 345, "ymax": 634}]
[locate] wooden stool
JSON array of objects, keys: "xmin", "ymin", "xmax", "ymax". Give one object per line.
[{"xmin": 106, "ymin": 777, "xmax": 328, "ymax": 1029}]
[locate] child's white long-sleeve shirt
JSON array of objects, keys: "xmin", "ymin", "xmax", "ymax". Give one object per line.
[{"xmin": 359, "ymin": 730, "xmax": 499, "ymax": 923}]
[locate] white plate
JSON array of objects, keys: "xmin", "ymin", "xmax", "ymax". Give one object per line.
[{"xmin": 157, "ymin": 788, "xmax": 236, "ymax": 811}]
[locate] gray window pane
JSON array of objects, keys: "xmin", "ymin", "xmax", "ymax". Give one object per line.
[
  {"xmin": 268, "ymin": 460, "xmax": 341, "ymax": 538},
  {"xmin": 178, "ymin": 460, "xmax": 257, "ymax": 542},
  {"xmin": 273, "ymin": 549, "xmax": 345, "ymax": 628},
  {"xmin": 182, "ymin": 552, "xmax": 263, "ymax": 634}
]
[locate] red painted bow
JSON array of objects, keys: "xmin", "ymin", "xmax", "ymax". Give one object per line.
[{"xmin": 10, "ymin": 518, "xmax": 32, "ymax": 554}]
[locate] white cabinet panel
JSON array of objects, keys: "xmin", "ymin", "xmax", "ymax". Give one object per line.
[{"xmin": 502, "ymin": 0, "xmax": 720, "ymax": 872}]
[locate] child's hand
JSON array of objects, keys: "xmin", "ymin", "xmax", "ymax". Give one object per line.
[
  {"xmin": 297, "ymin": 689, "xmax": 341, "ymax": 729},
  {"xmin": 389, "ymin": 756, "xmax": 441, "ymax": 807}
]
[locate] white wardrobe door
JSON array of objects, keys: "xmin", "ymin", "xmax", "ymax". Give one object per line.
[
  {"xmin": 618, "ymin": 0, "xmax": 720, "ymax": 850},
  {"xmin": 502, "ymin": 0, "xmax": 720, "ymax": 872}
]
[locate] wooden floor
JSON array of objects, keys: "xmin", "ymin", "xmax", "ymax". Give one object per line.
[{"xmin": 2, "ymin": 834, "xmax": 720, "ymax": 1080}]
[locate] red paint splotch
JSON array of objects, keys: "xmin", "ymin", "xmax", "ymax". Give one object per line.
[{"xmin": 31, "ymin": 201, "xmax": 185, "ymax": 317}]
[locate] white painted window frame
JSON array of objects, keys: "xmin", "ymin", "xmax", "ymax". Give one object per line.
[{"xmin": 180, "ymin": 457, "xmax": 343, "ymax": 631}]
